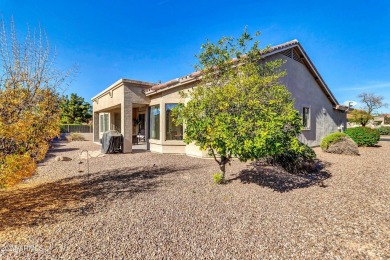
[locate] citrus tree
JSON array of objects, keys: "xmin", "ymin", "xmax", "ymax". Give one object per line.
[{"xmin": 175, "ymin": 30, "xmax": 303, "ymax": 182}]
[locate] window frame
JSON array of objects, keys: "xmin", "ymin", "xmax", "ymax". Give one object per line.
[
  {"xmin": 149, "ymin": 104, "xmax": 160, "ymax": 140},
  {"xmin": 99, "ymin": 112, "xmax": 110, "ymax": 137},
  {"xmin": 302, "ymin": 106, "xmax": 311, "ymax": 130},
  {"xmin": 165, "ymin": 103, "xmax": 183, "ymax": 141}
]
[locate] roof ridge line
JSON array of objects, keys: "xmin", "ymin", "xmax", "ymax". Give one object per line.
[{"xmin": 145, "ymin": 40, "xmax": 301, "ymax": 94}]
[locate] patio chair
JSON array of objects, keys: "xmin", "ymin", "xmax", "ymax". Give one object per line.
[{"xmin": 137, "ymin": 129, "xmax": 145, "ymax": 143}]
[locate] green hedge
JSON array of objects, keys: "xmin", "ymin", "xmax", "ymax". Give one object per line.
[
  {"xmin": 345, "ymin": 127, "xmax": 380, "ymax": 147},
  {"xmin": 320, "ymin": 132, "xmax": 347, "ymax": 150},
  {"xmin": 377, "ymin": 126, "xmax": 390, "ymax": 135}
]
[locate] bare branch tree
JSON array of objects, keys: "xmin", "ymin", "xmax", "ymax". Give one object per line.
[
  {"xmin": 358, "ymin": 92, "xmax": 388, "ymax": 116},
  {"xmin": 0, "ymin": 18, "xmax": 74, "ymax": 187}
]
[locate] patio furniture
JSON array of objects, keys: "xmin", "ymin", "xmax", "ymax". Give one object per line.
[
  {"xmin": 137, "ymin": 129, "xmax": 145, "ymax": 143},
  {"xmin": 101, "ymin": 130, "xmax": 123, "ymax": 154}
]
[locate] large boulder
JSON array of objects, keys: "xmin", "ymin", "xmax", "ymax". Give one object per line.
[{"xmin": 325, "ymin": 137, "xmax": 359, "ymax": 155}]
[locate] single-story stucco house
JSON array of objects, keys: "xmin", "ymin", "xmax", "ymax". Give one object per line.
[{"xmin": 92, "ymin": 40, "xmax": 348, "ymax": 155}]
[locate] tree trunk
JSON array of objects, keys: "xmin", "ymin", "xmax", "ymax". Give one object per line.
[{"xmin": 219, "ymin": 156, "xmax": 227, "ymax": 181}]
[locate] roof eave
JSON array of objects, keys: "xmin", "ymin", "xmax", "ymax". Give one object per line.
[
  {"xmin": 92, "ymin": 78, "xmax": 155, "ymax": 101},
  {"xmin": 144, "ymin": 40, "xmax": 340, "ymax": 108}
]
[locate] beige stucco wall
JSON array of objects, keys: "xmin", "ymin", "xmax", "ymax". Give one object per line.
[
  {"xmin": 92, "ymin": 85, "xmax": 124, "ymax": 144},
  {"xmin": 93, "ymin": 86, "xmax": 124, "ymax": 112},
  {"xmin": 148, "ymin": 84, "xmax": 189, "ymax": 154},
  {"xmin": 92, "ymin": 80, "xmax": 151, "ymax": 153},
  {"xmin": 148, "ymin": 83, "xmax": 211, "ymax": 157}
]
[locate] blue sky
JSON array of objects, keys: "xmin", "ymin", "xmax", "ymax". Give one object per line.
[{"xmin": 1, "ymin": 0, "xmax": 390, "ymax": 112}]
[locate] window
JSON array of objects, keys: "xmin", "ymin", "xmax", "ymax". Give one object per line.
[
  {"xmin": 165, "ymin": 104, "xmax": 183, "ymax": 140},
  {"xmin": 149, "ymin": 105, "xmax": 160, "ymax": 139},
  {"xmin": 302, "ymin": 107, "xmax": 310, "ymax": 129},
  {"xmin": 99, "ymin": 113, "xmax": 110, "ymax": 139},
  {"xmin": 99, "ymin": 113, "xmax": 109, "ymax": 133},
  {"xmin": 138, "ymin": 113, "xmax": 145, "ymax": 134}
]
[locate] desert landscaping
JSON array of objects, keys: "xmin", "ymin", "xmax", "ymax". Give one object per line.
[{"xmin": 0, "ymin": 134, "xmax": 389, "ymax": 258}]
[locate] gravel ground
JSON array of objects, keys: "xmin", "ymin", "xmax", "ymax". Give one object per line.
[{"xmin": 0, "ymin": 134, "xmax": 389, "ymax": 259}]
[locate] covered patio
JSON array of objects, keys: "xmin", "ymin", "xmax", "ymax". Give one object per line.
[{"xmin": 91, "ymin": 79, "xmax": 153, "ymax": 153}]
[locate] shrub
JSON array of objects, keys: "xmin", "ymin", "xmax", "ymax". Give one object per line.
[
  {"xmin": 320, "ymin": 132, "xmax": 347, "ymax": 150},
  {"xmin": 377, "ymin": 126, "xmax": 390, "ymax": 135},
  {"xmin": 66, "ymin": 133, "xmax": 86, "ymax": 142},
  {"xmin": 265, "ymin": 142, "xmax": 317, "ymax": 174},
  {"xmin": 0, "ymin": 154, "xmax": 37, "ymax": 188},
  {"xmin": 0, "ymin": 21, "xmax": 66, "ymax": 188},
  {"xmin": 345, "ymin": 127, "xmax": 380, "ymax": 147},
  {"xmin": 213, "ymin": 173, "xmax": 224, "ymax": 184}
]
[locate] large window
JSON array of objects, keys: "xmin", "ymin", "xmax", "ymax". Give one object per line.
[
  {"xmin": 99, "ymin": 113, "xmax": 110, "ymax": 139},
  {"xmin": 302, "ymin": 107, "xmax": 310, "ymax": 129},
  {"xmin": 149, "ymin": 105, "xmax": 160, "ymax": 139},
  {"xmin": 165, "ymin": 104, "xmax": 183, "ymax": 140}
]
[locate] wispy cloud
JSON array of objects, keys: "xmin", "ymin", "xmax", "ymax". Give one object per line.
[{"xmin": 337, "ymin": 82, "xmax": 390, "ymax": 91}]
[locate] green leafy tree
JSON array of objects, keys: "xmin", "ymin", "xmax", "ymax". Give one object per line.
[
  {"xmin": 174, "ymin": 29, "xmax": 303, "ymax": 182},
  {"xmin": 60, "ymin": 93, "xmax": 92, "ymax": 124},
  {"xmin": 348, "ymin": 109, "xmax": 373, "ymax": 127}
]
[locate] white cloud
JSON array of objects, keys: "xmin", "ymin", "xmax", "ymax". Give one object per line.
[{"xmin": 338, "ymin": 82, "xmax": 390, "ymax": 91}]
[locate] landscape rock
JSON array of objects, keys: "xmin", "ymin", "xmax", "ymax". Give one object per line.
[
  {"xmin": 325, "ymin": 137, "xmax": 359, "ymax": 155},
  {"xmin": 55, "ymin": 156, "xmax": 72, "ymax": 161}
]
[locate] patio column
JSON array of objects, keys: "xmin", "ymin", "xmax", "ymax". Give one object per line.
[
  {"xmin": 145, "ymin": 106, "xmax": 150, "ymax": 150},
  {"xmin": 93, "ymin": 112, "xmax": 99, "ymax": 143},
  {"xmin": 121, "ymin": 103, "xmax": 133, "ymax": 153}
]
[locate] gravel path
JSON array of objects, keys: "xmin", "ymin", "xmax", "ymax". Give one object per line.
[{"xmin": 0, "ymin": 135, "xmax": 389, "ymax": 259}]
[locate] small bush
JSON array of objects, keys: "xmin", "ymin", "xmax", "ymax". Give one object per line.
[
  {"xmin": 265, "ymin": 142, "xmax": 317, "ymax": 174},
  {"xmin": 0, "ymin": 154, "xmax": 37, "ymax": 188},
  {"xmin": 66, "ymin": 133, "xmax": 86, "ymax": 142},
  {"xmin": 345, "ymin": 127, "xmax": 380, "ymax": 147},
  {"xmin": 377, "ymin": 126, "xmax": 390, "ymax": 135},
  {"xmin": 320, "ymin": 132, "xmax": 347, "ymax": 150},
  {"xmin": 213, "ymin": 173, "xmax": 224, "ymax": 184}
]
